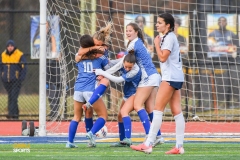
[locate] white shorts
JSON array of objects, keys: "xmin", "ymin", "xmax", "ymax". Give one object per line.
[
  {"xmin": 73, "ymin": 91, "xmax": 93, "ymax": 103},
  {"xmin": 138, "ymin": 73, "xmax": 161, "ymax": 87}
]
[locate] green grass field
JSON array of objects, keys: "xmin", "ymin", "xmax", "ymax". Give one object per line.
[{"xmin": 0, "ymin": 143, "xmax": 239, "ymax": 160}]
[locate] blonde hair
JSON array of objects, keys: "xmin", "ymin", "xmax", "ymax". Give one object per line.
[{"xmin": 93, "ymin": 21, "xmax": 113, "ymax": 45}]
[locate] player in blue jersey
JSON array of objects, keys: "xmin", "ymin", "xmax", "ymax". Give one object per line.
[
  {"xmin": 74, "ymin": 23, "xmax": 117, "ymax": 145},
  {"xmin": 79, "ymin": 23, "xmax": 123, "ymax": 113},
  {"xmin": 107, "ymin": 22, "xmax": 164, "ymax": 146},
  {"xmin": 66, "ymin": 35, "xmax": 109, "ymax": 148},
  {"xmin": 95, "ymin": 50, "xmax": 141, "ymax": 147},
  {"xmin": 131, "ymin": 13, "xmax": 185, "ymax": 154}
]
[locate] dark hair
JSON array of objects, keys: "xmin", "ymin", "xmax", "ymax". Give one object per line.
[
  {"xmin": 80, "ymin": 35, "xmax": 95, "ymax": 48},
  {"xmin": 124, "ymin": 50, "xmax": 136, "ymax": 64},
  {"xmin": 126, "ymin": 22, "xmax": 147, "ymax": 47},
  {"xmin": 158, "ymin": 13, "xmax": 175, "ymax": 46},
  {"xmin": 135, "ymin": 15, "xmax": 146, "ymax": 25},
  {"xmin": 174, "ymin": 16, "xmax": 181, "ymax": 26},
  {"xmin": 79, "ymin": 34, "xmax": 104, "ymax": 60}
]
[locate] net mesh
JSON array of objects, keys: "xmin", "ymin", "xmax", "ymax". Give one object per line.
[{"xmin": 45, "ymin": 0, "xmax": 240, "ymax": 135}]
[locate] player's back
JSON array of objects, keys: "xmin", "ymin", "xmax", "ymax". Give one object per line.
[
  {"xmin": 128, "ymin": 38, "xmax": 157, "ymax": 77},
  {"xmin": 75, "ymin": 56, "xmax": 108, "ymax": 92}
]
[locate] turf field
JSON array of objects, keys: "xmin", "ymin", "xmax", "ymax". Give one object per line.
[{"xmin": 0, "ymin": 141, "xmax": 239, "ymax": 160}]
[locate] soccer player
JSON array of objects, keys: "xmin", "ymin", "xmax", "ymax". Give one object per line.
[
  {"xmin": 66, "ymin": 35, "xmax": 109, "ymax": 148},
  {"xmin": 95, "ymin": 50, "xmax": 141, "ymax": 147},
  {"xmin": 76, "ymin": 22, "xmax": 120, "ymax": 112},
  {"xmin": 107, "ymin": 22, "xmax": 164, "ymax": 146},
  {"xmin": 130, "ymin": 13, "xmax": 185, "ymax": 154},
  {"xmin": 76, "ymin": 22, "xmax": 116, "ymax": 142}
]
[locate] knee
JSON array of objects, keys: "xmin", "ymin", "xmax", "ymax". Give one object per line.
[
  {"xmin": 133, "ymin": 101, "xmax": 144, "ymax": 112},
  {"xmin": 85, "ymin": 108, "xmax": 93, "ymax": 118},
  {"xmin": 145, "ymin": 107, "xmax": 152, "ymax": 114},
  {"xmin": 172, "ymin": 110, "xmax": 182, "ymax": 117},
  {"xmin": 120, "ymin": 109, "xmax": 128, "ymax": 117},
  {"xmin": 98, "ymin": 111, "xmax": 108, "ymax": 120},
  {"xmin": 117, "ymin": 112, "xmax": 122, "ymax": 122},
  {"xmin": 133, "ymin": 105, "xmax": 143, "ymax": 112},
  {"xmin": 72, "ymin": 116, "xmax": 81, "ymax": 122}
]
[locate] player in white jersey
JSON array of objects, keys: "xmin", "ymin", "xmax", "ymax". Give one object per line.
[
  {"xmin": 66, "ymin": 35, "xmax": 109, "ymax": 148},
  {"xmin": 131, "ymin": 13, "xmax": 185, "ymax": 154}
]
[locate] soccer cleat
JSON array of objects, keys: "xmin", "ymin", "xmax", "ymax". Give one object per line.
[
  {"xmin": 86, "ymin": 131, "xmax": 96, "ymax": 147},
  {"xmin": 120, "ymin": 138, "xmax": 132, "ymax": 146},
  {"xmin": 87, "ymin": 141, "xmax": 96, "ymax": 148},
  {"xmin": 110, "ymin": 142, "xmax": 128, "ymax": 147},
  {"xmin": 165, "ymin": 147, "xmax": 184, "ymax": 154},
  {"xmin": 130, "ymin": 143, "xmax": 152, "ymax": 154},
  {"xmin": 152, "ymin": 136, "xmax": 165, "ymax": 147},
  {"xmin": 66, "ymin": 141, "xmax": 78, "ymax": 148}
]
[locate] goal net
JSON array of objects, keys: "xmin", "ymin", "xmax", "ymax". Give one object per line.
[{"xmin": 45, "ymin": 0, "xmax": 240, "ymax": 136}]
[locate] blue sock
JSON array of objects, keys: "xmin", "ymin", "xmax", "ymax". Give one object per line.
[
  {"xmin": 122, "ymin": 116, "xmax": 131, "ymax": 138},
  {"xmin": 118, "ymin": 122, "xmax": 125, "ymax": 141},
  {"xmin": 85, "ymin": 117, "xmax": 93, "ymax": 132},
  {"xmin": 88, "ymin": 84, "xmax": 107, "ymax": 105},
  {"xmin": 68, "ymin": 120, "xmax": 79, "ymax": 143},
  {"xmin": 149, "ymin": 112, "xmax": 161, "ymax": 136},
  {"xmin": 138, "ymin": 109, "xmax": 151, "ymax": 135},
  {"xmin": 90, "ymin": 117, "xmax": 105, "ymax": 134}
]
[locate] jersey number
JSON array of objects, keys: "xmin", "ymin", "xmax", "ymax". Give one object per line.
[{"xmin": 83, "ymin": 62, "xmax": 93, "ymax": 72}]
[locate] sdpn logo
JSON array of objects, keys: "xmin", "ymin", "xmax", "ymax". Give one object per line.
[{"xmin": 13, "ymin": 143, "xmax": 30, "ymax": 153}]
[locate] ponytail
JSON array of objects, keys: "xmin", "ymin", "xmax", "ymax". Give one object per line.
[
  {"xmin": 158, "ymin": 13, "xmax": 175, "ymax": 47},
  {"xmin": 93, "ymin": 21, "xmax": 113, "ymax": 45},
  {"xmin": 160, "ymin": 30, "xmax": 172, "ymax": 46}
]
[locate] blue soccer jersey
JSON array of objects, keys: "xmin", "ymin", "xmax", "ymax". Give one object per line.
[
  {"xmin": 127, "ymin": 38, "xmax": 157, "ymax": 79},
  {"xmin": 103, "ymin": 49, "xmax": 109, "ymax": 59},
  {"xmin": 74, "ymin": 56, "xmax": 108, "ymax": 92},
  {"xmin": 119, "ymin": 64, "xmax": 142, "ymax": 99}
]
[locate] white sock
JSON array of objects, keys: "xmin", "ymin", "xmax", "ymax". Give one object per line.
[
  {"xmin": 174, "ymin": 112, "xmax": 185, "ymax": 148},
  {"xmin": 144, "ymin": 110, "xmax": 163, "ymax": 146}
]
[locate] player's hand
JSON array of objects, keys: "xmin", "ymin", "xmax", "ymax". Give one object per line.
[
  {"xmin": 96, "ymin": 75, "xmax": 104, "ymax": 80},
  {"xmin": 93, "ymin": 46, "xmax": 105, "ymax": 52},
  {"xmin": 94, "ymin": 69, "xmax": 104, "ymax": 75},
  {"xmin": 154, "ymin": 35, "xmax": 161, "ymax": 48}
]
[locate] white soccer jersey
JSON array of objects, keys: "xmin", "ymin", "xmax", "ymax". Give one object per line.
[{"xmin": 160, "ymin": 32, "xmax": 184, "ymax": 82}]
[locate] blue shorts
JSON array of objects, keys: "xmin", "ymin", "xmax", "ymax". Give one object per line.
[{"xmin": 167, "ymin": 81, "xmax": 183, "ymax": 90}]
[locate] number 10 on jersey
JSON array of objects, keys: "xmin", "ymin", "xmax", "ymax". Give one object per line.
[{"xmin": 83, "ymin": 62, "xmax": 93, "ymax": 72}]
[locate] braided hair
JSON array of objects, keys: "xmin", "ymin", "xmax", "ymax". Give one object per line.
[
  {"xmin": 79, "ymin": 34, "xmax": 104, "ymax": 60},
  {"xmin": 158, "ymin": 13, "xmax": 175, "ymax": 47},
  {"xmin": 126, "ymin": 22, "xmax": 147, "ymax": 47}
]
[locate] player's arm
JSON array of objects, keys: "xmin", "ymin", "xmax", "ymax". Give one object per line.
[
  {"xmin": 105, "ymin": 56, "xmax": 125, "ymax": 74},
  {"xmin": 95, "ymin": 69, "xmax": 125, "ymax": 83},
  {"xmin": 109, "ymin": 58, "xmax": 121, "ymax": 66},
  {"xmin": 154, "ymin": 35, "xmax": 171, "ymax": 62},
  {"xmin": 75, "ymin": 46, "xmax": 105, "ymax": 62}
]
